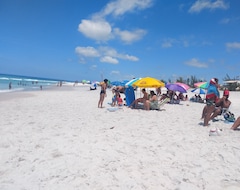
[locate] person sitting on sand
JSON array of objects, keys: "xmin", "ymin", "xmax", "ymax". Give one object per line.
[
  {"xmin": 231, "ymin": 116, "xmax": 240, "ymax": 130},
  {"xmin": 144, "ymin": 90, "xmax": 158, "ymax": 110},
  {"xmin": 129, "ymin": 88, "xmax": 148, "ymax": 108},
  {"xmin": 111, "ymin": 88, "xmax": 120, "ymax": 106},
  {"xmin": 117, "ymin": 94, "xmax": 123, "ymax": 106},
  {"xmin": 209, "ymin": 89, "xmax": 231, "ymax": 121},
  {"xmin": 160, "ymin": 90, "xmax": 171, "ymax": 101},
  {"xmin": 197, "ymin": 94, "xmax": 205, "ymax": 103},
  {"xmin": 201, "ymin": 89, "xmax": 230, "ymax": 120},
  {"xmin": 178, "ymin": 92, "xmax": 185, "ymax": 101},
  {"xmin": 98, "ymin": 79, "xmax": 108, "ymax": 108},
  {"xmin": 202, "ymin": 78, "xmax": 220, "ymax": 126}
]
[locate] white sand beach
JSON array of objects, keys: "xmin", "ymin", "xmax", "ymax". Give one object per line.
[{"xmin": 1, "ymin": 86, "xmax": 240, "ymax": 190}]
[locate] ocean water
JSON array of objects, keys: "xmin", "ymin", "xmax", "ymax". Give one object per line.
[{"xmin": 0, "ymin": 73, "xmax": 64, "ymax": 93}]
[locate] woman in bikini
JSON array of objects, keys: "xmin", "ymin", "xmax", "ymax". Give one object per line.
[{"xmin": 98, "ymin": 79, "xmax": 108, "ymax": 108}]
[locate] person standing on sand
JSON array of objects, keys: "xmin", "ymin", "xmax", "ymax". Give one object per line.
[
  {"xmin": 98, "ymin": 79, "xmax": 108, "ymax": 108},
  {"xmin": 203, "ymin": 78, "xmax": 220, "ymax": 126}
]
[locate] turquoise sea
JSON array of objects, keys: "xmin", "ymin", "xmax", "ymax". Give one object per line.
[{"xmin": 0, "ymin": 73, "xmax": 65, "ymax": 93}]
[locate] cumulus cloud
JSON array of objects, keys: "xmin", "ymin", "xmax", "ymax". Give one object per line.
[
  {"xmin": 189, "ymin": 0, "xmax": 229, "ymax": 13},
  {"xmin": 75, "ymin": 46, "xmax": 139, "ymax": 64},
  {"xmin": 75, "ymin": 46, "xmax": 100, "ymax": 57},
  {"xmin": 226, "ymin": 42, "xmax": 240, "ymax": 51},
  {"xmin": 99, "ymin": 0, "xmax": 153, "ymax": 17},
  {"xmin": 100, "ymin": 56, "xmax": 119, "ymax": 64},
  {"xmin": 78, "ymin": 19, "xmax": 113, "ymax": 42},
  {"xmin": 120, "ymin": 54, "xmax": 139, "ymax": 61},
  {"xmin": 99, "ymin": 46, "xmax": 139, "ymax": 61},
  {"xmin": 161, "ymin": 38, "xmax": 190, "ymax": 48},
  {"xmin": 114, "ymin": 28, "xmax": 147, "ymax": 44},
  {"xmin": 78, "ymin": 0, "xmax": 152, "ymax": 43},
  {"xmin": 76, "ymin": 0, "xmax": 151, "ymax": 63},
  {"xmin": 185, "ymin": 58, "xmax": 208, "ymax": 68}
]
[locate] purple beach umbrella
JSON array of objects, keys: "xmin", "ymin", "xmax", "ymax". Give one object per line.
[{"xmin": 165, "ymin": 83, "xmax": 187, "ymax": 93}]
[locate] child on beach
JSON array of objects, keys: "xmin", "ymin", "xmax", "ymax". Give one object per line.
[{"xmin": 117, "ymin": 94, "xmax": 123, "ymax": 106}]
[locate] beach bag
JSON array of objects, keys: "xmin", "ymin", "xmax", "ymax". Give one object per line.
[{"xmin": 224, "ymin": 111, "xmax": 235, "ymax": 122}]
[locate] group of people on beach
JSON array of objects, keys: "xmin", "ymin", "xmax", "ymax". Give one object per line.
[
  {"xmin": 201, "ymin": 77, "xmax": 240, "ymax": 130},
  {"xmin": 111, "ymin": 87, "xmax": 123, "ymax": 106},
  {"xmin": 97, "ymin": 77, "xmax": 240, "ymax": 130}
]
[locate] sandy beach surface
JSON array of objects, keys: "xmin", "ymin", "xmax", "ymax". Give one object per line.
[{"xmin": 1, "ymin": 85, "xmax": 240, "ymax": 190}]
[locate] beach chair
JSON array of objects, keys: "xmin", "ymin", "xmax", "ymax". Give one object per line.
[{"xmin": 157, "ymin": 97, "xmax": 170, "ymax": 110}]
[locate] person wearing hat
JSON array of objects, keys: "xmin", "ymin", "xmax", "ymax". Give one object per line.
[
  {"xmin": 98, "ymin": 79, "xmax": 108, "ymax": 108},
  {"xmin": 203, "ymin": 78, "xmax": 220, "ymax": 126},
  {"xmin": 208, "ymin": 89, "xmax": 231, "ymax": 121}
]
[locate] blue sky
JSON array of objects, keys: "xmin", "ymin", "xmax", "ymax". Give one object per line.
[{"xmin": 0, "ymin": 0, "xmax": 240, "ymax": 83}]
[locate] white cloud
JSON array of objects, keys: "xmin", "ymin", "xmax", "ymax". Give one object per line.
[
  {"xmin": 161, "ymin": 42, "xmax": 173, "ymax": 48},
  {"xmin": 114, "ymin": 28, "xmax": 147, "ymax": 44},
  {"xmin": 121, "ymin": 54, "xmax": 139, "ymax": 61},
  {"xmin": 78, "ymin": 0, "xmax": 152, "ymax": 43},
  {"xmin": 76, "ymin": 0, "xmax": 151, "ymax": 62},
  {"xmin": 75, "ymin": 46, "xmax": 100, "ymax": 57},
  {"xmin": 99, "ymin": 46, "xmax": 139, "ymax": 61},
  {"xmin": 220, "ymin": 16, "xmax": 240, "ymax": 24},
  {"xmin": 189, "ymin": 0, "xmax": 229, "ymax": 13},
  {"xmin": 220, "ymin": 18, "xmax": 230, "ymax": 24},
  {"xmin": 78, "ymin": 19, "xmax": 113, "ymax": 42},
  {"xmin": 161, "ymin": 38, "xmax": 177, "ymax": 48},
  {"xmin": 100, "ymin": 56, "xmax": 119, "ymax": 64},
  {"xmin": 226, "ymin": 42, "xmax": 240, "ymax": 51},
  {"xmin": 99, "ymin": 0, "xmax": 153, "ymax": 17},
  {"xmin": 111, "ymin": 70, "xmax": 120, "ymax": 75},
  {"xmin": 185, "ymin": 58, "xmax": 208, "ymax": 68},
  {"xmin": 75, "ymin": 46, "xmax": 139, "ymax": 64}
]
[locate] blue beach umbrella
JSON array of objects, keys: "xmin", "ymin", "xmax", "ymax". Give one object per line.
[
  {"xmin": 123, "ymin": 80, "xmax": 129, "ymax": 85},
  {"xmin": 111, "ymin": 81, "xmax": 125, "ymax": 86},
  {"xmin": 125, "ymin": 78, "xmax": 141, "ymax": 88},
  {"xmin": 191, "ymin": 88, "xmax": 206, "ymax": 94}
]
